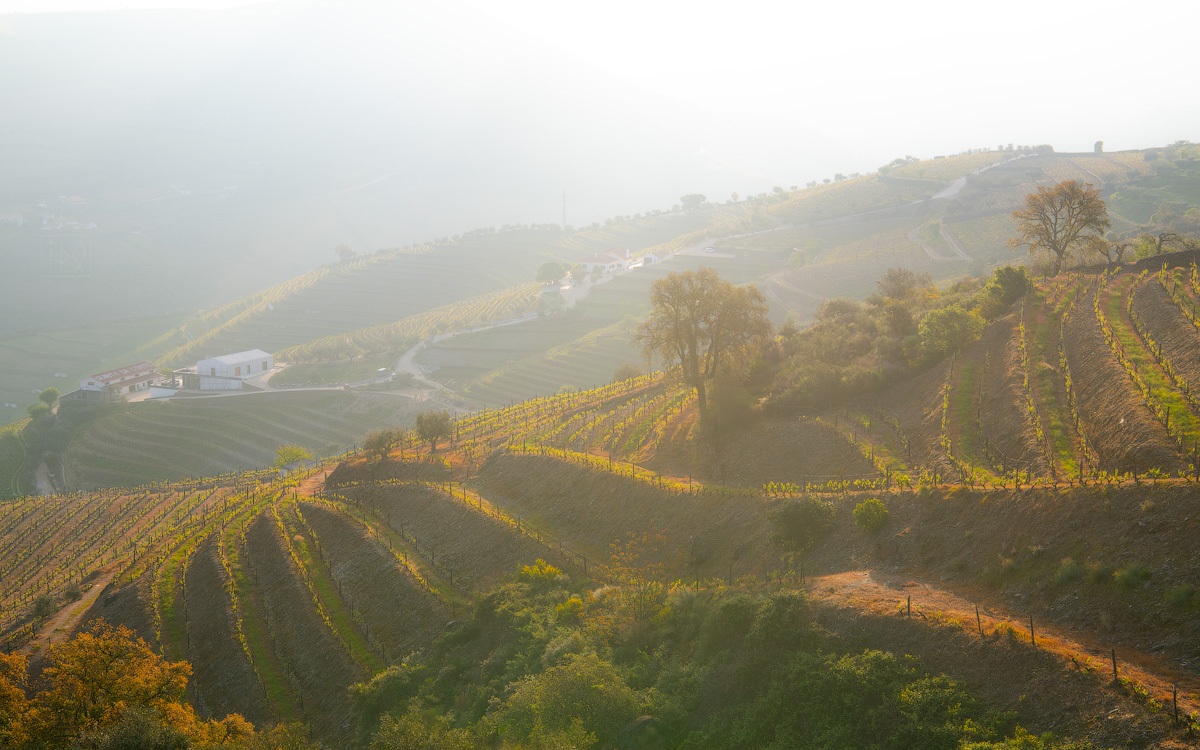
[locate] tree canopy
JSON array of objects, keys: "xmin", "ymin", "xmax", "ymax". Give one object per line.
[
  {"xmin": 363, "ymin": 428, "xmax": 403, "ymax": 462},
  {"xmin": 535, "ymin": 261, "xmax": 564, "ymax": 283},
  {"xmin": 416, "ymin": 410, "xmax": 452, "ymax": 451},
  {"xmin": 769, "ymin": 497, "xmax": 835, "ymax": 561},
  {"xmin": 636, "ymin": 268, "xmax": 771, "ymax": 427},
  {"xmin": 918, "ymin": 305, "xmax": 984, "ymax": 359},
  {"xmin": 273, "ymin": 444, "xmax": 313, "ymax": 469},
  {"xmin": 1009, "ymin": 180, "xmax": 1110, "ymax": 275}
]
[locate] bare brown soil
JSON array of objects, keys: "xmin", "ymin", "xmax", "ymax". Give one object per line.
[
  {"xmin": 658, "ymin": 416, "xmax": 877, "ymax": 487},
  {"xmin": 867, "ymin": 356, "xmax": 953, "ymax": 475},
  {"xmin": 336, "ymin": 483, "xmax": 548, "ymax": 592},
  {"xmin": 79, "ymin": 569, "xmax": 155, "ymax": 644},
  {"xmin": 1063, "ymin": 286, "xmax": 1181, "ymax": 472},
  {"xmin": 982, "ymin": 312, "xmax": 1050, "ymax": 475},
  {"xmin": 300, "ymin": 503, "xmax": 448, "ymax": 657},
  {"xmin": 326, "ymin": 457, "xmax": 449, "ymax": 487},
  {"xmin": 245, "ymin": 513, "xmax": 360, "ymax": 741},
  {"xmin": 185, "ymin": 538, "xmax": 274, "ymax": 726},
  {"xmin": 25, "ymin": 569, "xmax": 114, "ymax": 657},
  {"xmin": 803, "ymin": 484, "xmax": 1200, "ymax": 713},
  {"xmin": 473, "ymin": 453, "xmax": 778, "ymax": 580}
]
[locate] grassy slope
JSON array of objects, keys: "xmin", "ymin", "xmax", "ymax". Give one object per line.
[
  {"xmin": 0, "ymin": 314, "xmax": 185, "ymax": 426},
  {"xmin": 0, "ymin": 419, "xmax": 29, "ymax": 499},
  {"xmin": 62, "ymin": 391, "xmax": 420, "ymax": 489}
]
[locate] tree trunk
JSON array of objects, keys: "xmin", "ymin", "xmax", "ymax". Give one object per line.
[{"xmin": 695, "ymin": 381, "xmax": 707, "ymax": 428}]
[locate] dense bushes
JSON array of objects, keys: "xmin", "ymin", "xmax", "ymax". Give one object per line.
[
  {"xmin": 351, "ymin": 571, "xmax": 1079, "ymax": 749},
  {"xmin": 768, "ymin": 266, "xmax": 1021, "ymax": 414}
]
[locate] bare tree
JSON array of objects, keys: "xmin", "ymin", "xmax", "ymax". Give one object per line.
[{"xmin": 1009, "ymin": 180, "xmax": 1111, "ymax": 275}]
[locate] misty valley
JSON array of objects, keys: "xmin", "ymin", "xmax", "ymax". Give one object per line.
[{"xmin": 1, "ymin": 3, "xmax": 1200, "ymax": 749}]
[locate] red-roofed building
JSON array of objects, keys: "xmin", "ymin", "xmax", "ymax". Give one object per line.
[
  {"xmin": 79, "ymin": 362, "xmax": 162, "ymax": 397},
  {"xmin": 580, "ymin": 249, "xmax": 632, "ymax": 275}
]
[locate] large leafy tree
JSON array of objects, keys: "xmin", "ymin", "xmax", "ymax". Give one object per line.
[
  {"xmin": 25, "ymin": 621, "xmax": 191, "ymax": 744},
  {"xmin": 363, "ymin": 428, "xmax": 403, "ymax": 461},
  {"xmin": 636, "ymin": 268, "xmax": 771, "ymax": 427},
  {"xmin": 415, "ymin": 410, "xmax": 452, "ymax": 452},
  {"xmin": 918, "ymin": 305, "xmax": 984, "ymax": 360},
  {"xmin": 1009, "ymin": 179, "xmax": 1111, "ymax": 275},
  {"xmin": 769, "ymin": 497, "xmax": 835, "ymax": 568}
]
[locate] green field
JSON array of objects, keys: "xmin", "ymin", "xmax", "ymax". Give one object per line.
[
  {"xmin": 886, "ymin": 151, "xmax": 1011, "ymax": 182},
  {"xmin": 150, "ymin": 213, "xmax": 750, "ymax": 371},
  {"xmin": 62, "ymin": 390, "xmax": 421, "ymax": 489},
  {"xmin": 461, "ymin": 318, "xmax": 647, "ymax": 405},
  {"xmin": 0, "ymin": 419, "xmax": 29, "ymax": 499},
  {"xmin": 274, "ymin": 283, "xmax": 540, "ymax": 365},
  {"xmin": 768, "ymin": 174, "xmax": 933, "ymax": 224},
  {"xmin": 414, "ymin": 255, "xmax": 770, "ymax": 405},
  {"xmin": 0, "ymin": 314, "xmax": 184, "ymax": 426}
]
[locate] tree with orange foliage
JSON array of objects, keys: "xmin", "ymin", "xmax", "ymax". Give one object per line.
[
  {"xmin": 25, "ymin": 620, "xmax": 192, "ymax": 744},
  {"xmin": 14, "ymin": 620, "xmax": 266, "ymax": 749},
  {"xmin": 0, "ymin": 651, "xmax": 28, "ymax": 746}
]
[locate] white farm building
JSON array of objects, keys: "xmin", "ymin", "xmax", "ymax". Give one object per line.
[{"xmin": 177, "ymin": 349, "xmax": 274, "ymax": 391}]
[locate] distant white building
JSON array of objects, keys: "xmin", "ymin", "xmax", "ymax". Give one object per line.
[
  {"xmin": 580, "ymin": 249, "xmax": 632, "ymax": 275},
  {"xmin": 79, "ymin": 362, "xmax": 162, "ymax": 397},
  {"xmin": 176, "ymin": 349, "xmax": 274, "ymax": 391},
  {"xmin": 0, "ymin": 212, "xmax": 23, "ymax": 228},
  {"xmin": 640, "ymin": 250, "xmax": 674, "ymax": 266}
]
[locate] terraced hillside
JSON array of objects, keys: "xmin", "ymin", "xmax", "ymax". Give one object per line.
[
  {"xmin": 8, "ymin": 146, "xmax": 1200, "ymax": 747},
  {"xmin": 62, "ymin": 390, "xmax": 424, "ymax": 489},
  {"xmin": 12, "ymin": 283, "xmax": 1200, "ymax": 746},
  {"xmin": 416, "ymin": 253, "xmax": 764, "ymax": 406},
  {"xmin": 148, "ymin": 212, "xmax": 753, "ymax": 370}
]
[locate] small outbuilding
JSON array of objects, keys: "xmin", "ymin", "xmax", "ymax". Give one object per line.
[{"xmin": 79, "ymin": 362, "xmax": 162, "ymax": 398}]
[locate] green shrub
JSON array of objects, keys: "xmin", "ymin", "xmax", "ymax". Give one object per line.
[
  {"xmin": 769, "ymin": 497, "xmax": 835, "ymax": 558},
  {"xmin": 853, "ymin": 497, "xmax": 889, "ymax": 534},
  {"xmin": 1114, "ymin": 564, "xmax": 1152, "ymax": 590},
  {"xmin": 1053, "ymin": 559, "xmax": 1082, "ymax": 587},
  {"xmin": 32, "ymin": 594, "xmax": 54, "ymax": 621},
  {"xmin": 1166, "ymin": 583, "xmax": 1197, "ymax": 608},
  {"xmin": 517, "ymin": 559, "xmax": 562, "ymax": 586},
  {"xmin": 1087, "ymin": 563, "xmax": 1114, "ymax": 585},
  {"xmin": 489, "ymin": 652, "xmax": 645, "ymax": 746},
  {"xmin": 554, "ymin": 597, "xmax": 584, "ymax": 624}
]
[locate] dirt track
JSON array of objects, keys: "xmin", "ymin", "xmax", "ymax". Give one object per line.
[
  {"xmin": 809, "ymin": 570, "xmax": 1200, "ymax": 721},
  {"xmin": 25, "ymin": 569, "xmax": 115, "ymax": 655}
]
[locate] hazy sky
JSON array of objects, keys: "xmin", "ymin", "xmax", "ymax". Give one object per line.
[{"xmin": 3, "ymin": 0, "xmax": 1197, "ymax": 184}]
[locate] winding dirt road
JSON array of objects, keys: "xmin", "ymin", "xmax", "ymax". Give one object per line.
[{"xmin": 807, "ymin": 569, "xmax": 1200, "ymax": 718}]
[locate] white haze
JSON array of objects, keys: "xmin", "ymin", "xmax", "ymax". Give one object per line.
[{"xmin": 0, "ymin": 0, "xmax": 1196, "ymax": 326}]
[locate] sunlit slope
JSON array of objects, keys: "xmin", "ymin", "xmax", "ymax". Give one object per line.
[
  {"xmin": 148, "ymin": 212, "xmax": 742, "ymax": 369},
  {"xmin": 414, "ymin": 254, "xmax": 767, "ymax": 406},
  {"xmin": 843, "ymin": 251, "xmax": 1200, "ymax": 486}
]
